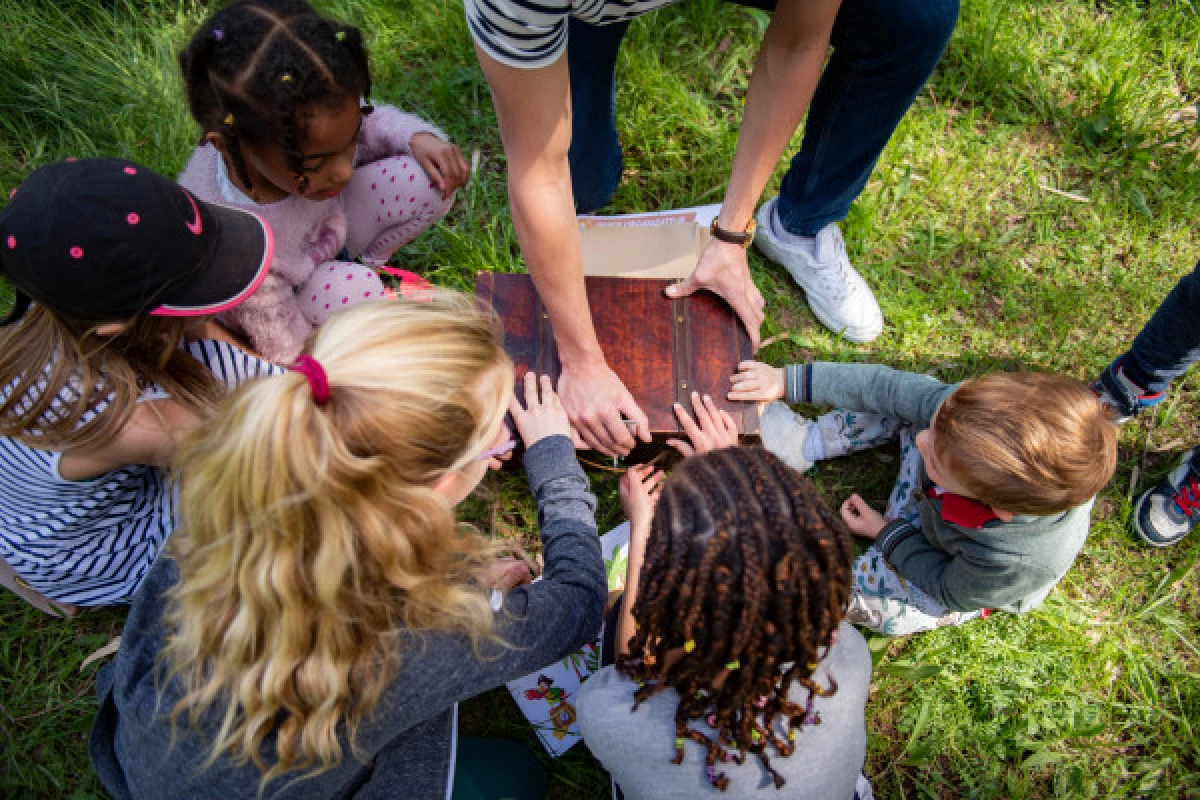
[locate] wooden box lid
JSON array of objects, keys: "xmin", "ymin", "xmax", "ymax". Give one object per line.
[{"xmin": 476, "ymin": 272, "xmax": 759, "ymax": 440}]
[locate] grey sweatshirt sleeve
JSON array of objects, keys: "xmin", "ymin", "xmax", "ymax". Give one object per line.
[
  {"xmin": 785, "ymin": 362, "xmax": 957, "ymax": 428},
  {"xmin": 357, "ymin": 434, "xmax": 606, "ymax": 750}
]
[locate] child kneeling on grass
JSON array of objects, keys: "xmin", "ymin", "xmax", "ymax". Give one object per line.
[
  {"xmin": 89, "ymin": 297, "xmax": 606, "ymax": 800},
  {"xmin": 729, "ymin": 360, "xmax": 1118, "ymax": 636}
]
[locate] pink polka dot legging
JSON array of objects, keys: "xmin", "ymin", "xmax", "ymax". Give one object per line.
[{"xmin": 298, "ymin": 155, "xmax": 451, "ymax": 325}]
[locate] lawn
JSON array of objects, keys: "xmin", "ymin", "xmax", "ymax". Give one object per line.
[{"xmin": 1, "ymin": 0, "xmax": 1199, "ymax": 797}]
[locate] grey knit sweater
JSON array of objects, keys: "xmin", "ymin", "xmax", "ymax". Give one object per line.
[{"xmin": 89, "ymin": 435, "xmax": 606, "ymax": 800}]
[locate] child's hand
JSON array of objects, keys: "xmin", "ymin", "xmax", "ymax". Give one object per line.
[
  {"xmin": 668, "ymin": 392, "xmax": 739, "ymax": 457},
  {"xmin": 480, "ymin": 556, "xmax": 532, "ymax": 590},
  {"xmin": 509, "ymin": 372, "xmax": 572, "ymax": 448},
  {"xmin": 619, "ymin": 464, "xmax": 664, "ymax": 533},
  {"xmin": 728, "ymin": 360, "xmax": 786, "ymax": 403},
  {"xmin": 410, "ymin": 132, "xmax": 469, "ymax": 200},
  {"xmin": 840, "ymin": 494, "xmax": 887, "ymax": 539}
]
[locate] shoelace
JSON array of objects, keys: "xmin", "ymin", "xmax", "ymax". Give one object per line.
[
  {"xmin": 810, "ymin": 259, "xmax": 862, "ymax": 301},
  {"xmin": 1173, "ymin": 475, "xmax": 1200, "ymax": 518}
]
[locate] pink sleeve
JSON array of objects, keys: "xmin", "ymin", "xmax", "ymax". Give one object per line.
[
  {"xmin": 356, "ymin": 104, "xmax": 447, "ymax": 165},
  {"xmin": 219, "ymin": 271, "xmax": 312, "ymax": 363}
]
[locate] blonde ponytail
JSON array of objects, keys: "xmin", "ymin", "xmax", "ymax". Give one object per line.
[{"xmin": 163, "ymin": 293, "xmax": 514, "ymax": 786}]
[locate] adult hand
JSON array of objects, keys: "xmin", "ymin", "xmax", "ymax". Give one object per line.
[
  {"xmin": 409, "ymin": 132, "xmax": 470, "ymax": 200},
  {"xmin": 840, "ymin": 494, "xmax": 888, "ymax": 539},
  {"xmin": 619, "ymin": 464, "xmax": 664, "ymax": 535},
  {"xmin": 666, "ymin": 239, "xmax": 765, "ymax": 350},
  {"xmin": 667, "ymin": 392, "xmax": 740, "ymax": 457},
  {"xmin": 728, "ymin": 360, "xmax": 786, "ymax": 403},
  {"xmin": 508, "ymin": 372, "xmax": 572, "ymax": 449},
  {"xmin": 557, "ymin": 359, "xmax": 651, "ymax": 457}
]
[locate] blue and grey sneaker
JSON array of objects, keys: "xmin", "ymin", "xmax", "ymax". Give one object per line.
[
  {"xmin": 1133, "ymin": 448, "xmax": 1200, "ymax": 547},
  {"xmin": 1090, "ymin": 359, "xmax": 1165, "ymax": 423}
]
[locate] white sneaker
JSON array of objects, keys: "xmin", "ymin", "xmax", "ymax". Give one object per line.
[{"xmin": 754, "ymin": 197, "xmax": 883, "ymax": 343}]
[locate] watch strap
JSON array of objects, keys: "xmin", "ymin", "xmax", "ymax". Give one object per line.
[{"xmin": 709, "ymin": 217, "xmax": 756, "ymax": 248}]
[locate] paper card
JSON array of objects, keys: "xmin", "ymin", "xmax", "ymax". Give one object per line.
[
  {"xmin": 506, "ymin": 522, "xmax": 631, "ymax": 757},
  {"xmin": 577, "ymin": 205, "xmax": 720, "ymax": 280}
]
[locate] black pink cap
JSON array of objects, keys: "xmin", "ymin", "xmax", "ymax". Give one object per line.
[{"xmin": 0, "ymin": 157, "xmax": 273, "ymax": 323}]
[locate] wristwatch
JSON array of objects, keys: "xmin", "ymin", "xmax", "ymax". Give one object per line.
[{"xmin": 709, "ymin": 217, "xmax": 757, "ymax": 248}]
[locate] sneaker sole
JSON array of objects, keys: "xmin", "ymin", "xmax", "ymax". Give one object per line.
[{"xmin": 753, "ymin": 203, "xmax": 883, "ymax": 344}]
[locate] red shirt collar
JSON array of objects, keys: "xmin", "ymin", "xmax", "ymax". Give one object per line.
[{"xmin": 925, "ymin": 486, "xmax": 1000, "ymax": 529}]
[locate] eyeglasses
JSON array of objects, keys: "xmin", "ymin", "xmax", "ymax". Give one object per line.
[{"xmin": 476, "ymin": 436, "xmax": 516, "ymax": 462}]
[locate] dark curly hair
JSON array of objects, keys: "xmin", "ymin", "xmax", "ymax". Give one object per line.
[
  {"xmin": 179, "ymin": 0, "xmax": 373, "ymax": 194},
  {"xmin": 616, "ymin": 447, "xmax": 855, "ymax": 791}
]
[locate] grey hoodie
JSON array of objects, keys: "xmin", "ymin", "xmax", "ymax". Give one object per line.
[
  {"xmin": 89, "ymin": 435, "xmax": 606, "ymax": 800},
  {"xmin": 787, "ymin": 362, "xmax": 1095, "ymax": 613}
]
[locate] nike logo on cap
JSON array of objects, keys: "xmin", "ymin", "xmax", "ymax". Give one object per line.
[{"xmin": 183, "ymin": 191, "xmax": 203, "ymax": 236}]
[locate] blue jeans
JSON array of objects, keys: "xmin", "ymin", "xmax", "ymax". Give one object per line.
[
  {"xmin": 1118, "ymin": 260, "xmax": 1200, "ymax": 395},
  {"xmin": 566, "ymin": 0, "xmax": 960, "ymax": 232}
]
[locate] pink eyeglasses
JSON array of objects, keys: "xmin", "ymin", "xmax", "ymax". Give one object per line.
[{"xmin": 476, "ymin": 435, "xmax": 516, "ymax": 462}]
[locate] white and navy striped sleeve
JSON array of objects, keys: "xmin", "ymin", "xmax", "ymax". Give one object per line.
[{"xmin": 0, "ymin": 339, "xmax": 284, "ymax": 607}]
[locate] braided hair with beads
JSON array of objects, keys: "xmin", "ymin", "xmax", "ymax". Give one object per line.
[
  {"xmin": 615, "ymin": 447, "xmax": 855, "ymax": 791},
  {"xmin": 179, "ymin": 0, "xmax": 373, "ymax": 195}
]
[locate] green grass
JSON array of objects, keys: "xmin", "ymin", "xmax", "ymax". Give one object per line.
[{"xmin": 2, "ymin": 0, "xmax": 1199, "ymax": 797}]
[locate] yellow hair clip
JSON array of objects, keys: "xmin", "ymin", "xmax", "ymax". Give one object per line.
[
  {"xmin": 281, "ymin": 73, "xmax": 293, "ymax": 82},
  {"xmin": 684, "ymin": 640, "xmax": 696, "ymax": 653},
  {"xmin": 224, "ymin": 113, "xmax": 234, "ymax": 126},
  {"xmin": 724, "ymin": 660, "xmax": 740, "ymax": 671}
]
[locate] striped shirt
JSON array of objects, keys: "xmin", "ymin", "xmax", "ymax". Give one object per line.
[
  {"xmin": 0, "ymin": 338, "xmax": 281, "ymax": 606},
  {"xmin": 465, "ymin": 0, "xmax": 680, "ymax": 69}
]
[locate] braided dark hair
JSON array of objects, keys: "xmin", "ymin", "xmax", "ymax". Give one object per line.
[
  {"xmin": 179, "ymin": 0, "xmax": 372, "ymax": 194},
  {"xmin": 616, "ymin": 447, "xmax": 855, "ymax": 791}
]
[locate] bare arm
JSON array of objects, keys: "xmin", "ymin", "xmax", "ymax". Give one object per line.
[
  {"xmin": 476, "ymin": 47, "xmax": 650, "ymax": 457},
  {"xmin": 57, "ymin": 398, "xmax": 200, "ymax": 481},
  {"xmin": 56, "ymin": 321, "xmax": 261, "ymax": 482},
  {"xmin": 669, "ymin": 0, "xmax": 842, "ymax": 342},
  {"xmin": 614, "ymin": 464, "xmax": 662, "ymax": 658},
  {"xmin": 614, "ymin": 518, "xmax": 648, "ymax": 659},
  {"xmin": 721, "ymin": 0, "xmax": 840, "ymax": 233}
]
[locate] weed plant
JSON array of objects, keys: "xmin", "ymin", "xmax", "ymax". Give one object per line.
[{"xmin": 1, "ymin": 0, "xmax": 1198, "ymax": 797}]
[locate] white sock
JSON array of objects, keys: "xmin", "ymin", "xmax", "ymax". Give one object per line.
[
  {"xmin": 772, "ymin": 205, "xmax": 817, "ymax": 258},
  {"xmin": 803, "ymin": 428, "xmax": 826, "ymax": 463},
  {"xmin": 759, "ymin": 402, "xmax": 823, "ymax": 473}
]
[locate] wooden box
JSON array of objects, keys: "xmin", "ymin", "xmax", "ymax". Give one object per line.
[{"xmin": 475, "ymin": 272, "xmax": 760, "ymax": 452}]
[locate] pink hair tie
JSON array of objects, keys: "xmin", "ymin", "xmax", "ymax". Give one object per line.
[{"xmin": 292, "ymin": 354, "xmax": 331, "ymax": 405}]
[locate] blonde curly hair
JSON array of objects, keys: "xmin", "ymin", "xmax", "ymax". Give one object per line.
[{"xmin": 162, "ymin": 293, "xmax": 513, "ymax": 788}]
